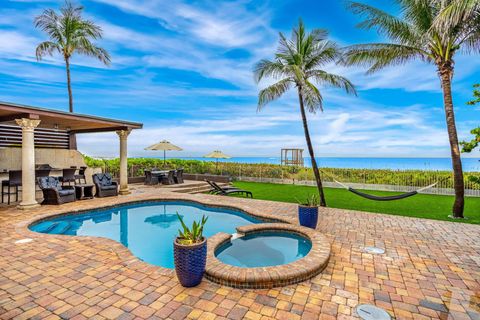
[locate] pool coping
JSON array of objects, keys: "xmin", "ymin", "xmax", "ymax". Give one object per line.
[
  {"xmin": 205, "ymin": 223, "xmax": 331, "ymax": 289},
  {"xmin": 15, "ymin": 196, "xmax": 330, "ymax": 287}
]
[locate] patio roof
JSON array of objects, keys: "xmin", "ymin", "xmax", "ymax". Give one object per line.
[{"xmin": 0, "ymin": 101, "xmax": 143, "ymax": 133}]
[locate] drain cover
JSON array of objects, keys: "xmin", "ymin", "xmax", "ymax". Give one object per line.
[
  {"xmin": 364, "ymin": 246, "xmax": 385, "ymax": 254},
  {"xmin": 15, "ymin": 238, "xmax": 33, "ymax": 244},
  {"xmin": 356, "ymin": 304, "xmax": 391, "ymax": 320}
]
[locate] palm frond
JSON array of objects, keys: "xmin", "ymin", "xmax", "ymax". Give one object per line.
[
  {"xmin": 257, "ymin": 79, "xmax": 293, "ymax": 111},
  {"xmin": 307, "ymin": 70, "xmax": 357, "ymax": 96},
  {"xmin": 35, "ymin": 41, "xmax": 61, "ymax": 60},
  {"xmin": 301, "ymin": 80, "xmax": 323, "ymax": 113},
  {"xmin": 343, "ymin": 43, "xmax": 429, "ymax": 73},
  {"xmin": 347, "ymin": 1, "xmax": 419, "ymax": 44},
  {"xmin": 253, "ymin": 59, "xmax": 289, "ymax": 83}
]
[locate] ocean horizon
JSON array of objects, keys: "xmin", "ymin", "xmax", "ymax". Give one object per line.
[{"xmin": 133, "ymin": 156, "xmax": 480, "ymax": 172}]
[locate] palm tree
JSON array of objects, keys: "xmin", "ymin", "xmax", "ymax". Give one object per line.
[
  {"xmin": 35, "ymin": 1, "xmax": 110, "ymax": 113},
  {"xmin": 254, "ymin": 19, "xmax": 356, "ymax": 206},
  {"xmin": 343, "ymin": 0, "xmax": 480, "ymax": 218}
]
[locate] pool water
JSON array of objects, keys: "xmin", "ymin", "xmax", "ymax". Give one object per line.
[
  {"xmin": 30, "ymin": 201, "xmax": 260, "ymax": 268},
  {"xmin": 215, "ymin": 232, "xmax": 312, "ymax": 267}
]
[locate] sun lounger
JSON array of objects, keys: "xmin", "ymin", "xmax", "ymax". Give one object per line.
[{"xmin": 207, "ymin": 180, "xmax": 253, "ymax": 198}]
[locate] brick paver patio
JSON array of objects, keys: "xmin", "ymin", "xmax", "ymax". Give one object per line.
[{"xmin": 0, "ymin": 184, "xmax": 479, "ymax": 319}]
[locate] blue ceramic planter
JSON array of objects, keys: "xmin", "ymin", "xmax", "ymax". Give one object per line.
[
  {"xmin": 298, "ymin": 205, "xmax": 319, "ymax": 229},
  {"xmin": 174, "ymin": 238, "xmax": 207, "ymax": 287}
]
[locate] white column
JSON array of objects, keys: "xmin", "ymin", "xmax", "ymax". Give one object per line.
[
  {"xmin": 116, "ymin": 129, "xmax": 131, "ymax": 195},
  {"xmin": 15, "ymin": 118, "xmax": 41, "ymax": 210}
]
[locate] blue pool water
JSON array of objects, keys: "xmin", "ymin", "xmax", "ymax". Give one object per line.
[
  {"xmin": 215, "ymin": 232, "xmax": 312, "ymax": 267},
  {"xmin": 29, "ymin": 201, "xmax": 261, "ymax": 268}
]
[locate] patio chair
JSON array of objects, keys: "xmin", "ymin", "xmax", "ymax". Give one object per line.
[
  {"xmin": 205, "ymin": 180, "xmax": 241, "ymax": 194},
  {"xmin": 92, "ymin": 173, "xmax": 118, "ymax": 197},
  {"xmin": 209, "ymin": 181, "xmax": 253, "ymax": 198},
  {"xmin": 60, "ymin": 168, "xmax": 76, "ymax": 186},
  {"xmin": 1, "ymin": 170, "xmax": 22, "ymax": 205},
  {"xmin": 174, "ymin": 168, "xmax": 184, "ymax": 184},
  {"xmin": 74, "ymin": 166, "xmax": 87, "ymax": 184},
  {"xmin": 37, "ymin": 176, "xmax": 76, "ymax": 205},
  {"xmin": 160, "ymin": 170, "xmax": 175, "ymax": 185},
  {"xmin": 144, "ymin": 170, "xmax": 158, "ymax": 185}
]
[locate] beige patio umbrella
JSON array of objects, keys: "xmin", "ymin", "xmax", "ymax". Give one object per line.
[
  {"xmin": 203, "ymin": 150, "xmax": 231, "ymax": 170},
  {"xmin": 145, "ymin": 140, "xmax": 183, "ymax": 166}
]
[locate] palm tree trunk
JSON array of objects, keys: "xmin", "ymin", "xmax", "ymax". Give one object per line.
[
  {"xmin": 65, "ymin": 56, "xmax": 73, "ymax": 113},
  {"xmin": 439, "ymin": 64, "xmax": 464, "ymax": 218},
  {"xmin": 297, "ymin": 89, "xmax": 327, "ymax": 207}
]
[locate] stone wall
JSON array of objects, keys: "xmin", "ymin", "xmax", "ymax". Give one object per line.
[{"xmin": 0, "ymin": 148, "xmax": 86, "ymax": 170}]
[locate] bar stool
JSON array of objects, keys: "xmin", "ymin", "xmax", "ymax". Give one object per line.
[{"xmin": 1, "ymin": 170, "xmax": 22, "ymax": 205}]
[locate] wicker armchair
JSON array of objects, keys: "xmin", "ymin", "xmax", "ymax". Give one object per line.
[
  {"xmin": 37, "ymin": 176, "xmax": 76, "ymax": 205},
  {"xmin": 92, "ymin": 173, "xmax": 118, "ymax": 197},
  {"xmin": 174, "ymin": 168, "xmax": 184, "ymax": 184}
]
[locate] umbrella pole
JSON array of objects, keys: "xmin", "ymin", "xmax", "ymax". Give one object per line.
[{"xmin": 164, "ymin": 150, "xmax": 166, "ymax": 167}]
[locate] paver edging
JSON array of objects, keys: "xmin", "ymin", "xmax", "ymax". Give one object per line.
[{"xmin": 205, "ymin": 223, "xmax": 331, "ymax": 289}]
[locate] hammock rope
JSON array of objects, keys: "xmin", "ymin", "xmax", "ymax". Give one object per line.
[{"xmin": 319, "ymin": 170, "xmax": 438, "ymax": 201}]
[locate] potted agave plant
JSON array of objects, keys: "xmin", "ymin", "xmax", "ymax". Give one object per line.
[
  {"xmin": 174, "ymin": 213, "xmax": 208, "ymax": 287},
  {"xmin": 297, "ymin": 194, "xmax": 319, "ymax": 229}
]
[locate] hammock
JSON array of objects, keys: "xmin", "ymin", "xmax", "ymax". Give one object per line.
[{"xmin": 332, "ymin": 179, "xmax": 438, "ymax": 201}]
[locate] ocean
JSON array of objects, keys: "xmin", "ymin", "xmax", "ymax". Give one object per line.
[{"xmin": 157, "ymin": 157, "xmax": 480, "ymax": 172}]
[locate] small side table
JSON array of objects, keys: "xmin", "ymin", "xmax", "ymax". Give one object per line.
[{"xmin": 75, "ymin": 184, "xmax": 94, "ymax": 200}]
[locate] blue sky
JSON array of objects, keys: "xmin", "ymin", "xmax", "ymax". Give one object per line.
[{"xmin": 0, "ymin": 0, "xmax": 479, "ymax": 158}]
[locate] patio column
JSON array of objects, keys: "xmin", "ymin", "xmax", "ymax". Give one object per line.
[
  {"xmin": 15, "ymin": 118, "xmax": 41, "ymax": 210},
  {"xmin": 116, "ymin": 129, "xmax": 131, "ymax": 195}
]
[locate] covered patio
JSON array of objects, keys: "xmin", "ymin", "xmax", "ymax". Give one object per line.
[{"xmin": 0, "ymin": 101, "xmax": 142, "ymax": 209}]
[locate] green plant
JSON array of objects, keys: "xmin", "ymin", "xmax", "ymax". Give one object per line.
[
  {"xmin": 176, "ymin": 213, "xmax": 208, "ymax": 245},
  {"xmin": 297, "ymin": 194, "xmax": 320, "ymax": 207},
  {"xmin": 254, "ymin": 19, "xmax": 356, "ymax": 208},
  {"xmin": 343, "ymin": 0, "xmax": 480, "ymax": 218}
]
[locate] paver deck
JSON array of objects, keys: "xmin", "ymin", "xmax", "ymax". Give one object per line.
[{"xmin": 0, "ymin": 184, "xmax": 479, "ymax": 319}]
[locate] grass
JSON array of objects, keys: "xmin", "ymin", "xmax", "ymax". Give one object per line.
[{"xmin": 232, "ymin": 181, "xmax": 480, "ymax": 224}]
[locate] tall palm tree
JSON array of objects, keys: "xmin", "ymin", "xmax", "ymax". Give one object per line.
[
  {"xmin": 35, "ymin": 1, "xmax": 110, "ymax": 112},
  {"xmin": 254, "ymin": 20, "xmax": 356, "ymax": 206},
  {"xmin": 343, "ymin": 0, "xmax": 480, "ymax": 218}
]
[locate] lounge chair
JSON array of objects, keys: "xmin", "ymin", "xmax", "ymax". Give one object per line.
[
  {"xmin": 37, "ymin": 176, "xmax": 76, "ymax": 205},
  {"xmin": 92, "ymin": 173, "xmax": 118, "ymax": 197},
  {"xmin": 208, "ymin": 181, "xmax": 253, "ymax": 198}
]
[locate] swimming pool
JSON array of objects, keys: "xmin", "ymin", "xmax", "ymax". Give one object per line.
[
  {"xmin": 215, "ymin": 231, "xmax": 312, "ymax": 267},
  {"xmin": 29, "ymin": 201, "xmax": 261, "ymax": 268}
]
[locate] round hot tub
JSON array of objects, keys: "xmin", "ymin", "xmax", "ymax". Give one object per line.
[
  {"xmin": 205, "ymin": 223, "xmax": 331, "ymax": 289},
  {"xmin": 215, "ymin": 231, "xmax": 312, "ymax": 268}
]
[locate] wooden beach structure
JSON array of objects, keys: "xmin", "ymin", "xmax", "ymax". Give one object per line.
[{"xmin": 281, "ymin": 148, "xmax": 304, "ymax": 166}]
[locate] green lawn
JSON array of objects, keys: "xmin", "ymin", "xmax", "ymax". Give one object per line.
[{"xmin": 232, "ymin": 181, "xmax": 480, "ymax": 224}]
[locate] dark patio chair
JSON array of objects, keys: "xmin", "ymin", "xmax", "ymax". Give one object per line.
[
  {"xmin": 209, "ymin": 181, "xmax": 253, "ymax": 198},
  {"xmin": 74, "ymin": 166, "xmax": 87, "ymax": 184},
  {"xmin": 92, "ymin": 173, "xmax": 118, "ymax": 197},
  {"xmin": 60, "ymin": 168, "xmax": 76, "ymax": 186},
  {"xmin": 174, "ymin": 168, "xmax": 184, "ymax": 184},
  {"xmin": 160, "ymin": 170, "xmax": 175, "ymax": 185},
  {"xmin": 144, "ymin": 170, "xmax": 158, "ymax": 185},
  {"xmin": 205, "ymin": 180, "xmax": 242, "ymax": 194},
  {"xmin": 37, "ymin": 176, "xmax": 76, "ymax": 205},
  {"xmin": 1, "ymin": 170, "xmax": 22, "ymax": 205}
]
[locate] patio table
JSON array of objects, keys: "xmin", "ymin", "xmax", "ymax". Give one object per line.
[{"xmin": 74, "ymin": 184, "xmax": 94, "ymax": 200}]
